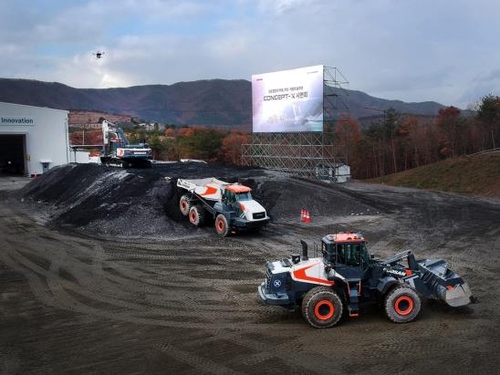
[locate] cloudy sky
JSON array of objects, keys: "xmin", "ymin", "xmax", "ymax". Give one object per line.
[{"xmin": 1, "ymin": 0, "xmax": 499, "ymax": 109}]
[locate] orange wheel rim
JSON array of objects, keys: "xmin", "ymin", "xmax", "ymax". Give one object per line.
[
  {"xmin": 217, "ymin": 220, "xmax": 225, "ymax": 231},
  {"xmin": 394, "ymin": 296, "xmax": 414, "ymax": 316},
  {"xmin": 314, "ymin": 300, "xmax": 334, "ymax": 320}
]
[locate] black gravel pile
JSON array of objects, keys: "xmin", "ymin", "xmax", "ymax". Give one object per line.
[
  {"xmin": 15, "ymin": 163, "xmax": 177, "ymax": 239},
  {"xmin": 258, "ymin": 179, "xmax": 378, "ymax": 220},
  {"xmin": 13, "ymin": 162, "xmax": 380, "ymax": 239},
  {"xmin": 13, "ymin": 162, "xmax": 271, "ymax": 239}
]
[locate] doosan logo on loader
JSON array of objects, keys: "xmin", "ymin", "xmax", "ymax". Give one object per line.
[{"xmin": 384, "ymin": 268, "xmax": 407, "ymax": 277}]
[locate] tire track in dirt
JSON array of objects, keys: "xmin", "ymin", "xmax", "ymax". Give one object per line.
[
  {"xmin": 156, "ymin": 342, "xmax": 247, "ymax": 375},
  {"xmin": 3, "ymin": 176, "xmax": 500, "ymax": 374},
  {"xmin": 0, "ymin": 207, "xmax": 287, "ymax": 330},
  {"xmin": 4, "ymin": 242, "xmax": 272, "ymax": 330},
  {"xmin": 159, "ymin": 328, "xmax": 339, "ymax": 374}
]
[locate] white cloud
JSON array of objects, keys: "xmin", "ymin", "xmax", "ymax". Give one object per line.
[
  {"xmin": 256, "ymin": 0, "xmax": 322, "ymax": 14},
  {"xmin": 1, "ymin": 0, "xmax": 500, "ymax": 108}
]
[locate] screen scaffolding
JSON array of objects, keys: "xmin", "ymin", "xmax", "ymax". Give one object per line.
[{"xmin": 242, "ymin": 66, "xmax": 350, "ymax": 181}]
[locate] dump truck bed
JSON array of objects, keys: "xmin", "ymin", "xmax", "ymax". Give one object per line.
[{"xmin": 177, "ymin": 178, "xmax": 227, "ymax": 201}]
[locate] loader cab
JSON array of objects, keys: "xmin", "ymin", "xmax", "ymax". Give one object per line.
[{"xmin": 322, "ymin": 233, "xmax": 371, "ymax": 272}]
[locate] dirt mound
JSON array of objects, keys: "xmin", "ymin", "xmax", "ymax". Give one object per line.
[
  {"xmin": 14, "ymin": 163, "xmax": 179, "ymax": 239},
  {"xmin": 12, "ymin": 162, "xmax": 380, "ymax": 239},
  {"xmin": 13, "ymin": 162, "xmax": 272, "ymax": 239},
  {"xmin": 256, "ymin": 179, "xmax": 379, "ymax": 220}
]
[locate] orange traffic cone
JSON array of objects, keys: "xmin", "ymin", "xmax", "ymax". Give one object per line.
[
  {"xmin": 300, "ymin": 209, "xmax": 305, "ymax": 222},
  {"xmin": 304, "ymin": 210, "xmax": 311, "ymax": 223}
]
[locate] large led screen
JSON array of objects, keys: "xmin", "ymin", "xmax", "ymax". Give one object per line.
[{"xmin": 252, "ymin": 65, "xmax": 324, "ymax": 133}]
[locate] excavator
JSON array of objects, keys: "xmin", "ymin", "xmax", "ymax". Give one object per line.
[{"xmin": 100, "ymin": 119, "xmax": 152, "ymax": 168}]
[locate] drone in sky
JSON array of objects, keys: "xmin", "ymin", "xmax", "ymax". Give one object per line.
[{"xmin": 93, "ymin": 51, "xmax": 105, "ymax": 59}]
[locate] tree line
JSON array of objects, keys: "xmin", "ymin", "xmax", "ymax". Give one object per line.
[
  {"xmin": 128, "ymin": 126, "xmax": 250, "ymax": 165},
  {"xmin": 69, "ymin": 94, "xmax": 499, "ymax": 180},
  {"xmin": 335, "ymin": 94, "xmax": 500, "ymax": 179},
  {"xmin": 69, "ymin": 125, "xmax": 250, "ymax": 165}
]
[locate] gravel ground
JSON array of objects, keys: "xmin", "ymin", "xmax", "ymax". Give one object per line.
[{"xmin": 1, "ymin": 163, "xmax": 500, "ymax": 374}]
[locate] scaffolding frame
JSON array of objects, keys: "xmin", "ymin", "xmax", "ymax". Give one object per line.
[{"xmin": 242, "ymin": 66, "xmax": 349, "ymax": 180}]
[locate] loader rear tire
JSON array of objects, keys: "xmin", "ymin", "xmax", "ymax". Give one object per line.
[
  {"xmin": 215, "ymin": 214, "xmax": 229, "ymax": 237},
  {"xmin": 302, "ymin": 287, "xmax": 343, "ymax": 329},
  {"xmin": 384, "ymin": 285, "xmax": 421, "ymax": 323},
  {"xmin": 189, "ymin": 205, "xmax": 205, "ymax": 227},
  {"xmin": 179, "ymin": 194, "xmax": 191, "ymax": 216}
]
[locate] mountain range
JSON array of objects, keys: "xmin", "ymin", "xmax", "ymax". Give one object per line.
[{"xmin": 0, "ymin": 78, "xmax": 447, "ymax": 129}]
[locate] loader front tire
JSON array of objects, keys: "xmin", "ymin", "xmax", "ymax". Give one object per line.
[
  {"xmin": 384, "ymin": 285, "xmax": 421, "ymax": 323},
  {"xmin": 215, "ymin": 214, "xmax": 229, "ymax": 237},
  {"xmin": 302, "ymin": 287, "xmax": 343, "ymax": 329},
  {"xmin": 179, "ymin": 194, "xmax": 191, "ymax": 216},
  {"xmin": 189, "ymin": 205, "xmax": 205, "ymax": 227}
]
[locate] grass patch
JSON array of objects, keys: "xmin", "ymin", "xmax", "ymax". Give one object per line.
[{"xmin": 368, "ymin": 151, "xmax": 500, "ymax": 197}]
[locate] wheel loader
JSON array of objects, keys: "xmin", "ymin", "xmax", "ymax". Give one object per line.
[{"xmin": 258, "ymin": 232, "xmax": 473, "ymax": 328}]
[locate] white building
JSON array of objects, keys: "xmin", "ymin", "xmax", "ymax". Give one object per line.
[
  {"xmin": 315, "ymin": 163, "xmax": 351, "ymax": 183},
  {"xmin": 0, "ymin": 102, "xmax": 69, "ymax": 177}
]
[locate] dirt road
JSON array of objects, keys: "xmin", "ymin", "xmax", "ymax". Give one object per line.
[{"xmin": 1, "ymin": 171, "xmax": 500, "ymax": 374}]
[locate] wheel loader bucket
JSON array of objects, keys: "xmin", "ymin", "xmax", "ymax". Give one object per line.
[
  {"xmin": 417, "ymin": 258, "xmax": 472, "ymax": 307},
  {"xmin": 441, "ymin": 282, "xmax": 472, "ymax": 307}
]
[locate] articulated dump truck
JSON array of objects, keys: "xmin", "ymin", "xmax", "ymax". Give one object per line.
[{"xmin": 176, "ymin": 178, "xmax": 270, "ymax": 236}]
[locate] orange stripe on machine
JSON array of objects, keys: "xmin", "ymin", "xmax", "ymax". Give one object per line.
[
  {"xmin": 200, "ymin": 186, "xmax": 218, "ymax": 196},
  {"xmin": 293, "ymin": 263, "xmax": 334, "ymax": 286}
]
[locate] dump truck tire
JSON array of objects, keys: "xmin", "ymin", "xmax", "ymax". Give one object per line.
[
  {"xmin": 384, "ymin": 285, "xmax": 421, "ymax": 323},
  {"xmin": 179, "ymin": 194, "xmax": 191, "ymax": 216},
  {"xmin": 302, "ymin": 287, "xmax": 343, "ymax": 329},
  {"xmin": 189, "ymin": 205, "xmax": 205, "ymax": 227},
  {"xmin": 215, "ymin": 214, "xmax": 229, "ymax": 237}
]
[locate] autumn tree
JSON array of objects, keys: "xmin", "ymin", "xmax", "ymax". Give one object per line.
[
  {"xmin": 385, "ymin": 108, "xmax": 399, "ymax": 174},
  {"xmin": 362, "ymin": 123, "xmax": 386, "ymax": 178},
  {"xmin": 393, "ymin": 116, "xmax": 442, "ymax": 170},
  {"xmin": 219, "ymin": 131, "xmax": 250, "ymax": 165},
  {"xmin": 359, "ymin": 108, "xmax": 400, "ymax": 177},
  {"xmin": 147, "ymin": 135, "xmax": 168, "ymax": 160},
  {"xmin": 475, "ymin": 94, "xmax": 500, "ymax": 150},
  {"xmin": 177, "ymin": 127, "xmax": 225, "ymax": 160},
  {"xmin": 436, "ymin": 106, "xmax": 465, "ymax": 158},
  {"xmin": 164, "ymin": 127, "xmax": 176, "ymax": 138},
  {"xmin": 396, "ymin": 115, "xmax": 419, "ymax": 170},
  {"xmin": 334, "ymin": 115, "xmax": 362, "ymax": 164}
]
